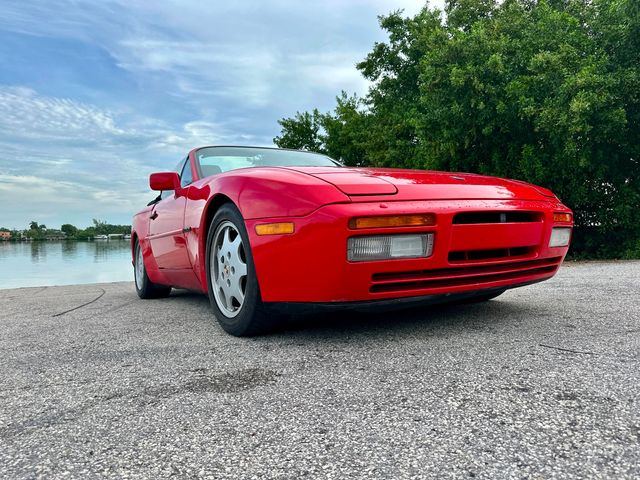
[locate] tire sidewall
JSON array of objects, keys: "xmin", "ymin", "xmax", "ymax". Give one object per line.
[
  {"xmin": 134, "ymin": 239, "xmax": 171, "ymax": 299},
  {"xmin": 205, "ymin": 204, "xmax": 262, "ymax": 335},
  {"xmin": 134, "ymin": 240, "xmax": 147, "ymax": 298}
]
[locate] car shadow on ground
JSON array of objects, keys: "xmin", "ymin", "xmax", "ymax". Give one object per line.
[
  {"xmin": 167, "ymin": 289, "xmax": 540, "ymax": 341},
  {"xmin": 278, "ymin": 300, "xmax": 535, "ymax": 338}
]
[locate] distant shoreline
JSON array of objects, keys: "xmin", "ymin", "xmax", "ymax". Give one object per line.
[{"xmin": 0, "ymin": 237, "xmax": 131, "ymax": 243}]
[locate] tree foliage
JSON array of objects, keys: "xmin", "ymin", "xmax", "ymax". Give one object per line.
[
  {"xmin": 91, "ymin": 218, "xmax": 130, "ymax": 236},
  {"xmin": 60, "ymin": 224, "xmax": 78, "ymax": 237},
  {"xmin": 274, "ymin": 0, "xmax": 640, "ymax": 257},
  {"xmin": 274, "ymin": 95, "xmax": 370, "ymax": 166}
]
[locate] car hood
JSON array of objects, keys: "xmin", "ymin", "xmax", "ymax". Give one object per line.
[{"xmin": 285, "ymin": 167, "xmax": 555, "ymax": 202}]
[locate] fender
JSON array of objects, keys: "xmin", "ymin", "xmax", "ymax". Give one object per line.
[{"xmin": 181, "ymin": 168, "xmax": 350, "ymax": 291}]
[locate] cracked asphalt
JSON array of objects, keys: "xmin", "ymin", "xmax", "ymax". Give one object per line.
[{"xmin": 0, "ymin": 261, "xmax": 639, "ymax": 479}]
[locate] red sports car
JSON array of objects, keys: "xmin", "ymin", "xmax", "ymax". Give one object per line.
[{"xmin": 132, "ymin": 146, "xmax": 572, "ymax": 336}]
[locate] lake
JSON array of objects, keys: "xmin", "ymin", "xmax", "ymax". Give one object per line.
[{"xmin": 0, "ymin": 241, "xmax": 133, "ymax": 289}]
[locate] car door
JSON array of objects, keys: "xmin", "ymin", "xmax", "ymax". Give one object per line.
[{"xmin": 147, "ymin": 157, "xmax": 193, "ymax": 270}]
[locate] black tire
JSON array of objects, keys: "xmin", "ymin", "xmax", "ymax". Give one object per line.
[
  {"xmin": 134, "ymin": 240, "xmax": 172, "ymax": 299},
  {"xmin": 205, "ymin": 204, "xmax": 275, "ymax": 336}
]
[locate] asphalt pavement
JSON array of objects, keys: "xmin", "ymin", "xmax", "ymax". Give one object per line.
[{"xmin": 0, "ymin": 261, "xmax": 639, "ymax": 479}]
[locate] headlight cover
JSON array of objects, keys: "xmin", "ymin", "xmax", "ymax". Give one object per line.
[
  {"xmin": 348, "ymin": 234, "xmax": 434, "ymax": 262},
  {"xmin": 549, "ymin": 227, "xmax": 571, "ymax": 247}
]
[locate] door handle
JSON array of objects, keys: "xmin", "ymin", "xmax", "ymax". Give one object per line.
[{"xmin": 150, "ymin": 211, "xmax": 158, "ymax": 220}]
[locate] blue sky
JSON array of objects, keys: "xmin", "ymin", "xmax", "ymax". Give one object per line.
[{"xmin": 0, "ymin": 1, "xmax": 440, "ymax": 229}]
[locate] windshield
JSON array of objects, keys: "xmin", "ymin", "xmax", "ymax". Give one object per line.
[{"xmin": 195, "ymin": 146, "xmax": 341, "ymax": 178}]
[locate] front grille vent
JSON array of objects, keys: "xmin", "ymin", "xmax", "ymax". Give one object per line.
[
  {"xmin": 370, "ymin": 257, "xmax": 562, "ymax": 294},
  {"xmin": 452, "ymin": 211, "xmax": 542, "ymax": 224},
  {"xmin": 448, "ymin": 246, "xmax": 534, "ymax": 262}
]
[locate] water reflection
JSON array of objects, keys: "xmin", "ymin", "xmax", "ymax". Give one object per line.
[
  {"xmin": 61, "ymin": 240, "xmax": 78, "ymax": 259},
  {"xmin": 30, "ymin": 241, "xmax": 47, "ymax": 263},
  {"xmin": 0, "ymin": 240, "xmax": 133, "ymax": 289},
  {"xmin": 93, "ymin": 240, "xmax": 131, "ymax": 262}
]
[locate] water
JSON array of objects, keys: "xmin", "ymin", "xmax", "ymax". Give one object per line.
[{"xmin": 0, "ymin": 241, "xmax": 133, "ymax": 289}]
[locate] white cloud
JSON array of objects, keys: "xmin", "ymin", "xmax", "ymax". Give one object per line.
[
  {"xmin": 0, "ymin": 86, "xmax": 240, "ymax": 156},
  {"xmin": 114, "ymin": 39, "xmax": 280, "ymax": 106},
  {"xmin": 0, "ymin": 173, "xmax": 150, "ymax": 228},
  {"xmin": 154, "ymin": 121, "xmax": 262, "ymax": 151},
  {"xmin": 0, "ymin": 87, "xmax": 124, "ymax": 142},
  {"xmin": 0, "ymin": 0, "xmax": 446, "ymax": 228},
  {"xmin": 0, "ymin": 87, "xmax": 269, "ymax": 228},
  {"xmin": 291, "ymin": 52, "xmax": 371, "ymax": 93},
  {"xmin": 0, "ymin": 88, "xmax": 186, "ymax": 227}
]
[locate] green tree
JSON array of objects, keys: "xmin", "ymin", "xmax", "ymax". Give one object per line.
[
  {"xmin": 86, "ymin": 219, "xmax": 131, "ymax": 237},
  {"xmin": 92, "ymin": 218, "xmax": 108, "ymax": 235},
  {"xmin": 60, "ymin": 224, "xmax": 78, "ymax": 237},
  {"xmin": 274, "ymin": 93, "xmax": 370, "ymax": 166},
  {"xmin": 274, "ymin": 110, "xmax": 325, "ymax": 153},
  {"xmin": 25, "ymin": 228, "xmax": 44, "ymax": 240},
  {"xmin": 274, "ymin": 0, "xmax": 640, "ymax": 258},
  {"xmin": 76, "ymin": 227, "xmax": 96, "ymax": 240}
]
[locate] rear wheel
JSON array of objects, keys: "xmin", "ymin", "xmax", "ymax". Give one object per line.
[
  {"xmin": 205, "ymin": 204, "xmax": 274, "ymax": 336},
  {"xmin": 134, "ymin": 240, "xmax": 172, "ymax": 299}
]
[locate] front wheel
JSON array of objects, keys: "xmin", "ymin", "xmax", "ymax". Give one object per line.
[
  {"xmin": 134, "ymin": 240, "xmax": 172, "ymax": 299},
  {"xmin": 205, "ymin": 204, "xmax": 275, "ymax": 336}
]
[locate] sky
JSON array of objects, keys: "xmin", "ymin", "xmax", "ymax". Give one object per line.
[{"xmin": 0, "ymin": 0, "xmax": 447, "ymax": 229}]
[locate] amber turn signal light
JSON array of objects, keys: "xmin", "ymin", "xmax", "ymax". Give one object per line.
[
  {"xmin": 553, "ymin": 213, "xmax": 572, "ymax": 223},
  {"xmin": 349, "ymin": 214, "xmax": 436, "ymax": 229},
  {"xmin": 255, "ymin": 222, "xmax": 295, "ymax": 236}
]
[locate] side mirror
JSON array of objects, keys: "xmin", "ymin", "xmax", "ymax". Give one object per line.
[{"xmin": 149, "ymin": 172, "xmax": 180, "ymax": 191}]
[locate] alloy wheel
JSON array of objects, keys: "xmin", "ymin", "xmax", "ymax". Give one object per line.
[{"xmin": 210, "ymin": 221, "xmax": 248, "ymax": 318}]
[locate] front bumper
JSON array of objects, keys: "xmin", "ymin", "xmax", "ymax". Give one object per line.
[
  {"xmin": 267, "ymin": 282, "xmax": 551, "ymax": 315},
  {"xmin": 246, "ymin": 199, "xmax": 572, "ymax": 303}
]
